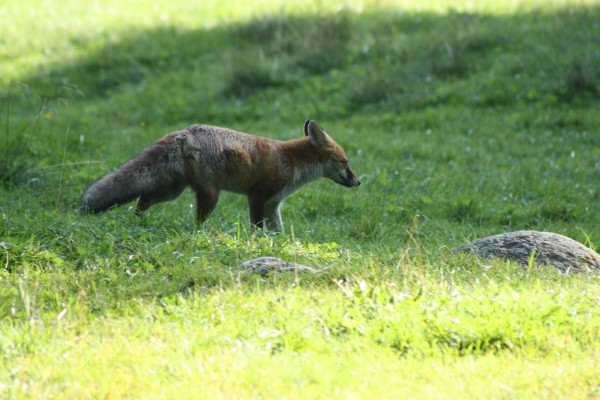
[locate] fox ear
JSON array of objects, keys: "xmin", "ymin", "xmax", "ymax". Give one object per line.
[
  {"xmin": 305, "ymin": 120, "xmax": 332, "ymax": 149},
  {"xmin": 304, "ymin": 120, "xmax": 311, "ymax": 137}
]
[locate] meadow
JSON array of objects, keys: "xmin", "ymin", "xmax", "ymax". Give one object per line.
[{"xmin": 1, "ymin": 0, "xmax": 599, "ymax": 398}]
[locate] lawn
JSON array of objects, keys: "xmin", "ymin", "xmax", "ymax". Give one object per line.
[{"xmin": 1, "ymin": 0, "xmax": 600, "ymax": 398}]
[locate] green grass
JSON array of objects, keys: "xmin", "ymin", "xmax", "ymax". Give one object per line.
[{"xmin": 2, "ymin": 0, "xmax": 600, "ymax": 398}]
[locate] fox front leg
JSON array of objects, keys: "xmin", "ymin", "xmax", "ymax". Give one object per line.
[
  {"xmin": 248, "ymin": 192, "xmax": 283, "ymax": 231},
  {"xmin": 248, "ymin": 192, "xmax": 267, "ymax": 230},
  {"xmin": 263, "ymin": 200, "xmax": 284, "ymax": 232}
]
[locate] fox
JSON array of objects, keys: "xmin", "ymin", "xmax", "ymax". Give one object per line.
[{"xmin": 80, "ymin": 120, "xmax": 360, "ymax": 231}]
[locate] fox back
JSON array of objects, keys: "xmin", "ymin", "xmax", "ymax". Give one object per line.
[{"xmin": 81, "ymin": 120, "xmax": 360, "ymax": 231}]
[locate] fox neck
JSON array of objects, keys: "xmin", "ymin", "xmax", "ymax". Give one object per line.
[
  {"xmin": 285, "ymin": 138, "xmax": 325, "ymax": 186},
  {"xmin": 271, "ymin": 139, "xmax": 325, "ymax": 202},
  {"xmin": 292, "ymin": 163, "xmax": 324, "ymax": 188},
  {"xmin": 270, "ymin": 163, "xmax": 323, "ymax": 204}
]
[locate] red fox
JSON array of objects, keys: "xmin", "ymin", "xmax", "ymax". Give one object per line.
[{"xmin": 81, "ymin": 120, "xmax": 360, "ymax": 231}]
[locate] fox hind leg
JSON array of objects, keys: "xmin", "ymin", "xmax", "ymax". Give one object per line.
[
  {"xmin": 193, "ymin": 187, "xmax": 220, "ymax": 222},
  {"xmin": 135, "ymin": 183, "xmax": 186, "ymax": 215}
]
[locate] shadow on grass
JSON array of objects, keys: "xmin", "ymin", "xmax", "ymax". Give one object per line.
[{"xmin": 7, "ymin": 5, "xmax": 600, "ymax": 120}]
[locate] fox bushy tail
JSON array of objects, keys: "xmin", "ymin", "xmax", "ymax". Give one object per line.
[{"xmin": 80, "ymin": 137, "xmax": 186, "ymax": 214}]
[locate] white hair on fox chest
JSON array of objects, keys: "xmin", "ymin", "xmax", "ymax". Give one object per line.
[{"xmin": 269, "ymin": 163, "xmax": 324, "ymax": 204}]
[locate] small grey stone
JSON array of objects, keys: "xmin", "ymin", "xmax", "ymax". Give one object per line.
[
  {"xmin": 454, "ymin": 230, "xmax": 600, "ymax": 273},
  {"xmin": 240, "ymin": 257, "xmax": 319, "ymax": 274}
]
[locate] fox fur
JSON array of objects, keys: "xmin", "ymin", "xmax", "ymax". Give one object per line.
[{"xmin": 81, "ymin": 120, "xmax": 360, "ymax": 231}]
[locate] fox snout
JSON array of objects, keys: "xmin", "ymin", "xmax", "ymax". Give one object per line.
[
  {"xmin": 337, "ymin": 167, "xmax": 361, "ymax": 187},
  {"xmin": 325, "ymin": 158, "xmax": 361, "ymax": 188}
]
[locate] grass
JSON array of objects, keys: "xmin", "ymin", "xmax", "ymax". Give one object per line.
[{"xmin": 1, "ymin": 0, "xmax": 600, "ymax": 398}]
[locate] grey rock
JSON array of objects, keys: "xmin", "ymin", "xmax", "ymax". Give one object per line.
[
  {"xmin": 454, "ymin": 230, "xmax": 600, "ymax": 273},
  {"xmin": 240, "ymin": 257, "xmax": 319, "ymax": 274}
]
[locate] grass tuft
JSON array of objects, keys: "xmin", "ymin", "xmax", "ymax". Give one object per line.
[{"xmin": 1, "ymin": 85, "xmax": 45, "ymax": 188}]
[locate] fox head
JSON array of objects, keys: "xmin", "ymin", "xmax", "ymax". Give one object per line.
[{"xmin": 304, "ymin": 120, "xmax": 361, "ymax": 188}]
